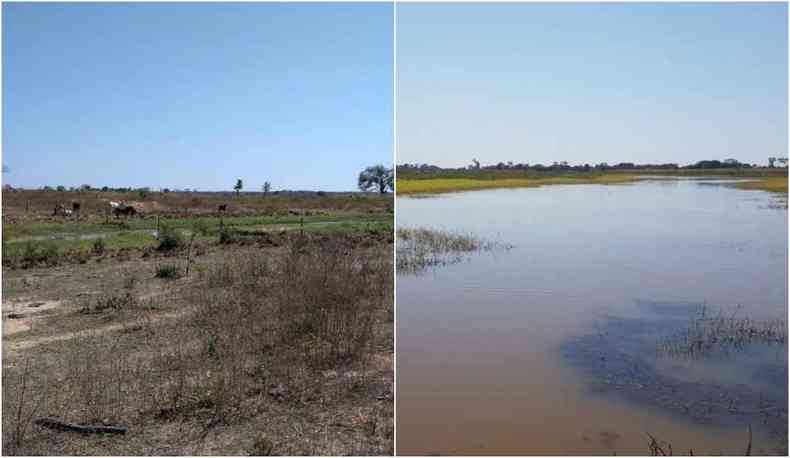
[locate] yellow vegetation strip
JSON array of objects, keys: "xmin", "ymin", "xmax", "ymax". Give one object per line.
[
  {"xmin": 733, "ymin": 176, "xmax": 788, "ymax": 194},
  {"xmin": 396, "ymin": 175, "xmax": 641, "ymax": 195}
]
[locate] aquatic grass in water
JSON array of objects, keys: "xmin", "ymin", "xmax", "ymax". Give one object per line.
[
  {"xmin": 657, "ymin": 306, "xmax": 787, "ymax": 360},
  {"xmin": 396, "ymin": 227, "xmax": 511, "ymax": 274}
]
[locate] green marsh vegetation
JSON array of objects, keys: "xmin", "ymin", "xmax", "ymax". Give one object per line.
[
  {"xmin": 2, "ymin": 214, "xmax": 392, "ymax": 268},
  {"xmin": 2, "ymin": 212, "xmax": 389, "ymax": 241},
  {"xmin": 396, "ymin": 164, "xmax": 788, "ymax": 196}
]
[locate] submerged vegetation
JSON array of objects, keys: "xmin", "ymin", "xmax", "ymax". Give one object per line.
[
  {"xmin": 657, "ymin": 306, "xmax": 787, "ymax": 359},
  {"xmin": 563, "ymin": 301, "xmax": 788, "ymax": 451},
  {"xmin": 396, "ymin": 227, "xmax": 511, "ymax": 274}
]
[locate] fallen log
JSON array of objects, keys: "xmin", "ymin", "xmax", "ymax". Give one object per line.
[{"xmin": 34, "ymin": 417, "xmax": 127, "ymax": 435}]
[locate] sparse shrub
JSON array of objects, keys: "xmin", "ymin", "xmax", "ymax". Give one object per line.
[
  {"xmin": 275, "ymin": 238, "xmax": 388, "ymax": 368},
  {"xmin": 2, "ymin": 359, "xmax": 47, "ymax": 455},
  {"xmin": 251, "ymin": 433, "xmax": 276, "ymax": 455},
  {"xmin": 205, "ymin": 334, "xmax": 218, "ymax": 359},
  {"xmin": 81, "ymin": 292, "xmax": 136, "ymax": 314},
  {"xmin": 190, "ymin": 236, "xmax": 390, "ymax": 404},
  {"xmin": 157, "ymin": 224, "xmax": 183, "ymax": 252},
  {"xmin": 74, "ymin": 251, "xmax": 90, "ymax": 264},
  {"xmin": 218, "ymin": 225, "xmax": 235, "ymax": 244},
  {"xmin": 155, "ymin": 264, "xmax": 180, "ymax": 279},
  {"xmin": 57, "ymin": 334, "xmax": 136, "ymax": 426},
  {"xmin": 81, "ymin": 273, "xmax": 138, "ymax": 314},
  {"xmin": 20, "ymin": 241, "xmax": 59, "ymax": 267},
  {"xmin": 21, "ymin": 242, "xmax": 39, "ymax": 265},
  {"xmin": 123, "ymin": 273, "xmax": 138, "ymax": 291},
  {"xmin": 92, "ymin": 238, "xmax": 105, "ymax": 255},
  {"xmin": 193, "ymin": 219, "xmax": 210, "ymax": 236}
]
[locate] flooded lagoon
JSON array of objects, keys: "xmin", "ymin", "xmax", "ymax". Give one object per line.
[{"xmin": 396, "ymin": 179, "xmax": 788, "ymax": 455}]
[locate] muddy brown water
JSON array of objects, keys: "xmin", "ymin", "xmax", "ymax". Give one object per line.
[{"xmin": 396, "ymin": 178, "xmax": 787, "ymax": 455}]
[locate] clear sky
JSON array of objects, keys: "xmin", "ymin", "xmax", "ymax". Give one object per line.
[
  {"xmin": 3, "ymin": 2, "xmax": 393, "ymax": 191},
  {"xmin": 397, "ymin": 3, "xmax": 788, "ymax": 168}
]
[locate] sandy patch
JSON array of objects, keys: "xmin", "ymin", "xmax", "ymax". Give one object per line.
[{"xmin": 2, "ymin": 299, "xmax": 63, "ymax": 337}]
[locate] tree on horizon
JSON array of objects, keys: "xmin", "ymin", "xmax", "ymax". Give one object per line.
[{"xmin": 358, "ymin": 165, "xmax": 393, "ymax": 194}]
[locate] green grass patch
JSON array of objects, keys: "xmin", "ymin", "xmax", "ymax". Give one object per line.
[
  {"xmin": 231, "ymin": 216, "xmax": 393, "ymax": 238},
  {"xmin": 3, "ymin": 231, "xmax": 158, "ymax": 260},
  {"xmin": 397, "ymin": 168, "xmax": 789, "ymax": 195},
  {"xmin": 2, "ymin": 214, "xmax": 392, "ymax": 266},
  {"xmin": 3, "ymin": 212, "xmax": 386, "ymax": 241}
]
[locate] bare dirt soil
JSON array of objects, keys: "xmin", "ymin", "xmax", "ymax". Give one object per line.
[{"xmin": 2, "ymin": 229, "xmax": 393, "ymax": 455}]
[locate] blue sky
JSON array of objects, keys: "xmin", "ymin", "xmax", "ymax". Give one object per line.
[
  {"xmin": 397, "ymin": 3, "xmax": 788, "ymax": 168},
  {"xmin": 3, "ymin": 2, "xmax": 393, "ymax": 191}
]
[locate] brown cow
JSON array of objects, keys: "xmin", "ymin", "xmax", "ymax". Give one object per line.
[{"xmin": 113, "ymin": 205, "xmax": 137, "ymax": 217}]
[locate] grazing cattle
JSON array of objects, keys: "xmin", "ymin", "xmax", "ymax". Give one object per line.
[
  {"xmin": 52, "ymin": 204, "xmax": 73, "ymax": 217},
  {"xmin": 110, "ymin": 201, "xmax": 138, "ymax": 218},
  {"xmin": 72, "ymin": 202, "xmax": 81, "ymax": 214},
  {"xmin": 218, "ymin": 204, "xmax": 228, "ymax": 212},
  {"xmin": 113, "ymin": 206, "xmax": 137, "ymax": 217}
]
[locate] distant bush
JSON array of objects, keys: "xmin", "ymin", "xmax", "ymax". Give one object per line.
[
  {"xmin": 21, "ymin": 242, "xmax": 38, "ymax": 264},
  {"xmin": 92, "ymin": 238, "xmax": 105, "ymax": 256},
  {"xmin": 192, "ymin": 219, "xmax": 210, "ymax": 236},
  {"xmin": 20, "ymin": 241, "xmax": 60, "ymax": 267},
  {"xmin": 218, "ymin": 225, "xmax": 236, "ymax": 245},
  {"xmin": 157, "ymin": 225, "xmax": 183, "ymax": 252},
  {"xmin": 81, "ymin": 290, "xmax": 136, "ymax": 314},
  {"xmin": 155, "ymin": 264, "xmax": 180, "ymax": 279}
]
